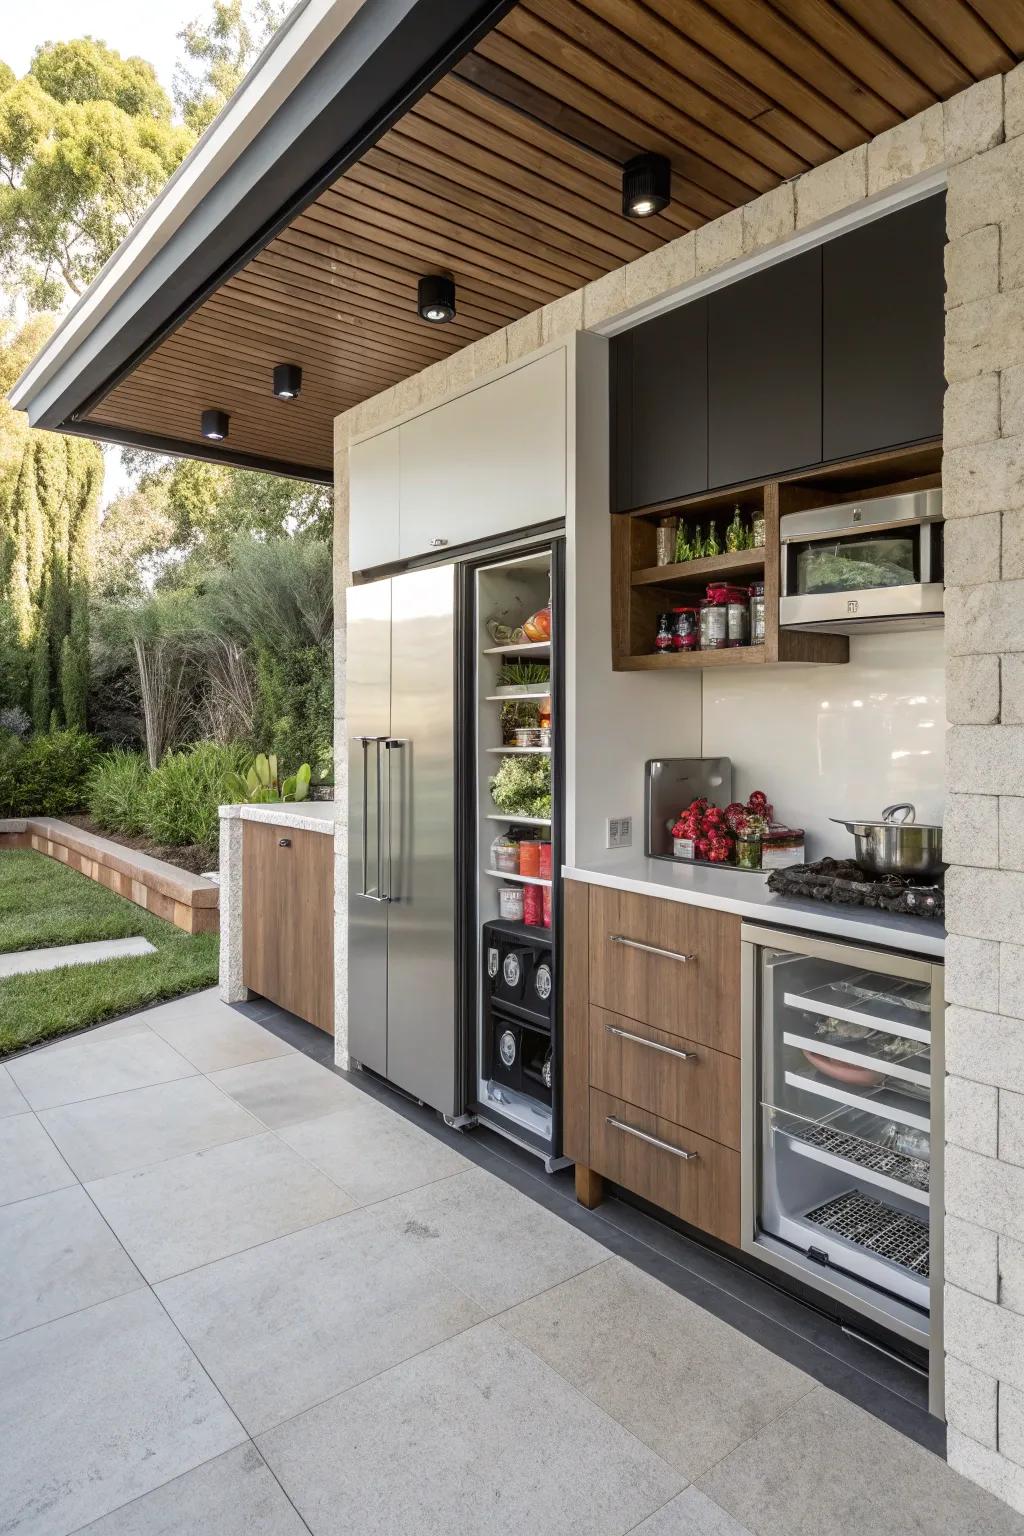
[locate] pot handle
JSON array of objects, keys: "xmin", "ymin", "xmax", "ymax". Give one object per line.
[{"xmin": 882, "ymin": 802, "xmax": 916, "ymax": 825}]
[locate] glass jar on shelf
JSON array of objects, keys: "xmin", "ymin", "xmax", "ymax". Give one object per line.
[
  {"xmin": 749, "ymin": 581, "xmax": 766, "ymax": 647},
  {"xmin": 750, "ymin": 508, "xmax": 766, "ymax": 548},
  {"xmin": 699, "ymin": 594, "xmax": 728, "ymax": 650},
  {"xmin": 735, "ymin": 829, "xmax": 763, "ymax": 870},
  {"xmin": 490, "ymin": 834, "xmax": 519, "ymax": 874},
  {"xmin": 655, "ymin": 517, "xmax": 678, "ymax": 566},
  {"xmin": 655, "ymin": 612, "xmax": 674, "ymax": 653},
  {"xmin": 672, "ymin": 606, "xmax": 700, "ymax": 652}
]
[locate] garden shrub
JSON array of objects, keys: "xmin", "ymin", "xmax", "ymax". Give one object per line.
[
  {"xmin": 141, "ymin": 740, "xmax": 250, "ymax": 852},
  {"xmin": 88, "ymin": 749, "xmax": 150, "ymax": 836},
  {"xmin": 0, "ymin": 729, "xmax": 100, "ymax": 817},
  {"xmin": 255, "ymin": 644, "xmax": 333, "ymax": 784}
]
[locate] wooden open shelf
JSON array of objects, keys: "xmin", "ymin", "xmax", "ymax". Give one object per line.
[{"xmin": 612, "ymin": 440, "xmax": 942, "ymax": 673}]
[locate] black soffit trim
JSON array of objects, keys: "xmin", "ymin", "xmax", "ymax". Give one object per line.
[
  {"xmin": 36, "ymin": 0, "xmax": 518, "ymax": 435},
  {"xmin": 62, "ymin": 420, "xmax": 333, "ymax": 484}
]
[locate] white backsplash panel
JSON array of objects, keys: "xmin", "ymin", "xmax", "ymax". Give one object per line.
[{"xmin": 700, "ymin": 630, "xmax": 946, "ymax": 860}]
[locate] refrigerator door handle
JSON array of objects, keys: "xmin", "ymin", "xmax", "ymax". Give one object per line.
[
  {"xmin": 356, "ymin": 736, "xmax": 390, "ymax": 903},
  {"xmin": 383, "ymin": 738, "xmax": 406, "ymax": 902}
]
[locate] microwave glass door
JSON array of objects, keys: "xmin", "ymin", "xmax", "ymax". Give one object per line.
[{"xmin": 793, "ymin": 531, "xmax": 918, "ymax": 596}]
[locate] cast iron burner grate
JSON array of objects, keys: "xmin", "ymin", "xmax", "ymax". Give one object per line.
[
  {"xmin": 804, "ymin": 1190, "xmax": 930, "ymax": 1276},
  {"xmin": 766, "ymin": 858, "xmax": 943, "ymax": 922},
  {"xmin": 788, "ymin": 1121, "xmax": 930, "ymax": 1192}
]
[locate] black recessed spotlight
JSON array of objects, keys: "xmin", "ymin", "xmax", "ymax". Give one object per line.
[
  {"xmin": 622, "ymin": 152, "xmax": 671, "ymax": 219},
  {"xmin": 417, "ymin": 273, "xmax": 456, "ymax": 324},
  {"xmin": 273, "ymin": 362, "xmax": 302, "ymax": 400},
  {"xmin": 201, "ymin": 408, "xmax": 230, "ymax": 441}
]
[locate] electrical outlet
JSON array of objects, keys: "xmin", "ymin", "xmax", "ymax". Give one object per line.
[{"xmin": 606, "ymin": 816, "xmax": 633, "ymax": 850}]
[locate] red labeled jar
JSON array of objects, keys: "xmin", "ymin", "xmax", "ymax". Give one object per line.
[
  {"xmin": 542, "ymin": 886, "xmax": 552, "ymax": 928},
  {"xmin": 523, "ymin": 883, "xmax": 544, "ymax": 927},
  {"xmin": 519, "ymin": 841, "xmax": 541, "ymax": 878},
  {"xmin": 671, "ymin": 606, "xmax": 699, "ymax": 651},
  {"xmin": 538, "ymin": 842, "xmax": 553, "ymax": 880}
]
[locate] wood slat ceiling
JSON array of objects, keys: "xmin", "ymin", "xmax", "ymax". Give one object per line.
[{"xmin": 85, "ymin": 0, "xmax": 1024, "ymax": 478}]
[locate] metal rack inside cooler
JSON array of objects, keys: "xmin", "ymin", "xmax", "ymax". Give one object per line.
[{"xmin": 469, "ymin": 542, "xmax": 564, "ymax": 1165}]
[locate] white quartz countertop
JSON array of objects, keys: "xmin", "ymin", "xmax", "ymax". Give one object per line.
[
  {"xmin": 563, "ymin": 856, "xmax": 945, "ymax": 959},
  {"xmin": 220, "ymin": 801, "xmax": 336, "ymax": 835}
]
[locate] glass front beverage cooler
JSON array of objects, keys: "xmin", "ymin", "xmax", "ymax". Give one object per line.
[{"xmin": 740, "ymin": 925, "xmax": 944, "ymax": 1408}]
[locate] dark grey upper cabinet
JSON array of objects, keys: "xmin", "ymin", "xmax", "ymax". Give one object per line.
[
  {"xmin": 822, "ymin": 194, "xmax": 945, "ymax": 462},
  {"xmin": 708, "ymin": 248, "xmax": 823, "ymax": 488},
  {"xmin": 610, "ymin": 299, "xmax": 708, "ymax": 510}
]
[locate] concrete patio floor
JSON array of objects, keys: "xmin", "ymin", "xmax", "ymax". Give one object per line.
[{"xmin": 1, "ymin": 989, "xmax": 1021, "ymax": 1536}]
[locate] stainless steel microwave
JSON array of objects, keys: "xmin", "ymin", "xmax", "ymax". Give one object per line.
[{"xmin": 779, "ymin": 488, "xmax": 943, "ymax": 635}]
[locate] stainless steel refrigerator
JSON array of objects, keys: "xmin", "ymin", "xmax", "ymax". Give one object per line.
[{"xmin": 346, "ymin": 537, "xmax": 564, "ymax": 1160}]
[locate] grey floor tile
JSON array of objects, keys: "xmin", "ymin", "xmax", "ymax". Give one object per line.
[
  {"xmin": 359, "ymin": 1165, "xmax": 608, "ymax": 1312},
  {"xmin": 0, "ymin": 1288, "xmax": 245, "ymax": 1536},
  {"xmin": 629, "ymin": 1490, "xmax": 756, "ymax": 1535},
  {"xmin": 39, "ymin": 1076, "xmax": 262, "ymax": 1183},
  {"xmin": 74, "ymin": 1444, "xmax": 309, "ymax": 1536},
  {"xmin": 497, "ymin": 1257, "xmax": 814, "ymax": 1480},
  {"xmin": 0, "ymin": 1185, "xmax": 143, "ymax": 1339},
  {"xmin": 278, "ymin": 1095, "xmax": 468, "ymax": 1205},
  {"xmin": 33, "ymin": 1018, "xmax": 155, "ymax": 1057},
  {"xmin": 208, "ymin": 1053, "xmax": 360, "ymax": 1130},
  {"xmin": 88, "ymin": 1132, "xmax": 355, "ymax": 1282},
  {"xmin": 698, "ymin": 1386, "xmax": 1024, "ymax": 1536},
  {"xmin": 0, "ymin": 1063, "xmax": 28, "ymax": 1117},
  {"xmin": 156, "ymin": 1209, "xmax": 484, "ymax": 1435},
  {"xmin": 0, "ymin": 1111, "xmax": 76, "ymax": 1206},
  {"xmin": 8, "ymin": 1031, "xmax": 196, "ymax": 1110},
  {"xmin": 258, "ymin": 1321, "xmax": 683, "ymax": 1536},
  {"xmin": 144, "ymin": 1000, "xmax": 295, "ymax": 1074}
]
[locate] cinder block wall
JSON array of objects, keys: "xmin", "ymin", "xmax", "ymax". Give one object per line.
[{"xmin": 333, "ymin": 62, "xmax": 1024, "ymax": 1513}]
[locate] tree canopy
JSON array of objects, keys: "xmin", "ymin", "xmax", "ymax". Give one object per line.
[{"xmin": 175, "ymin": 0, "xmax": 288, "ymax": 133}]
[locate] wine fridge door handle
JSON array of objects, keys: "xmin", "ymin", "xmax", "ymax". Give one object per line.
[
  {"xmin": 355, "ymin": 736, "xmax": 389, "ymax": 902},
  {"xmin": 605, "ymin": 1024, "xmax": 697, "ymax": 1061},
  {"xmin": 607, "ymin": 1116, "xmax": 699, "ymax": 1161},
  {"xmin": 609, "ymin": 934, "xmax": 694, "ymax": 964},
  {"xmin": 383, "ymin": 739, "xmax": 406, "ymax": 901}
]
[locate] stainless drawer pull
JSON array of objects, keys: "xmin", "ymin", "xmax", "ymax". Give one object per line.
[
  {"xmin": 609, "ymin": 934, "xmax": 694, "ymax": 964},
  {"xmin": 606, "ymin": 1024, "xmax": 696, "ymax": 1061},
  {"xmin": 607, "ymin": 1115, "xmax": 698, "ymax": 1161}
]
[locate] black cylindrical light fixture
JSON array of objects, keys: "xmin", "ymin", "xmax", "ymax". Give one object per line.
[
  {"xmin": 622, "ymin": 152, "xmax": 671, "ymax": 218},
  {"xmin": 201, "ymin": 408, "xmax": 230, "ymax": 440},
  {"xmin": 417, "ymin": 273, "xmax": 456, "ymax": 324},
  {"xmin": 273, "ymin": 362, "xmax": 302, "ymax": 399}
]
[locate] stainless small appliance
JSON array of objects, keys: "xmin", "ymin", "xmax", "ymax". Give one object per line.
[
  {"xmin": 645, "ymin": 758, "xmax": 732, "ymax": 859},
  {"xmin": 831, "ymin": 803, "xmax": 944, "ymax": 879},
  {"xmin": 741, "ymin": 924, "xmax": 944, "ymax": 1413},
  {"xmin": 779, "ymin": 488, "xmax": 943, "ymax": 634}
]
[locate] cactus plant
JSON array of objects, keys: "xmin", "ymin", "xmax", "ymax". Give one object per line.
[{"xmin": 226, "ymin": 754, "xmax": 312, "ymax": 804}]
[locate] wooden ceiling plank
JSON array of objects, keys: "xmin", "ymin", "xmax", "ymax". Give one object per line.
[
  {"xmin": 701, "ymin": 0, "xmax": 900, "ymax": 135},
  {"xmin": 964, "ymin": 0, "xmax": 1024, "ymax": 58},
  {"xmin": 476, "ymin": 28, "xmax": 764, "ymax": 203},
  {"xmin": 765, "ymin": 0, "xmax": 936, "ymax": 115},
  {"xmin": 642, "ymin": 0, "xmax": 866, "ymax": 150},
  {"xmin": 341, "ymin": 159, "xmax": 617, "ymax": 278},
  {"xmin": 190, "ymin": 301, "xmax": 452, "ymax": 381},
  {"xmin": 571, "ymin": 0, "xmax": 844, "ymax": 160},
  {"xmin": 439, "ymin": 64, "xmax": 719, "ymax": 224},
  {"xmin": 96, "ymin": 392, "xmax": 336, "ymax": 455},
  {"xmin": 88, "ymin": 406, "xmax": 334, "ymax": 471},
  {"xmin": 106, "ymin": 358, "xmax": 359, "ymax": 424},
  {"xmin": 834, "ymin": 0, "xmax": 975, "ymax": 95},
  {"xmin": 899, "ymin": 0, "xmax": 1014, "ymax": 75},
  {"xmin": 509, "ymin": 0, "xmax": 810, "ymax": 179}
]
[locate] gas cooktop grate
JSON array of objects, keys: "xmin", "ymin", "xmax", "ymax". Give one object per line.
[
  {"xmin": 788, "ymin": 1122, "xmax": 930, "ymax": 1192},
  {"xmin": 804, "ymin": 1190, "xmax": 930, "ymax": 1276}
]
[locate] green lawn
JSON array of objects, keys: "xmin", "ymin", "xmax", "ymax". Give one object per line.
[{"xmin": 0, "ymin": 849, "xmax": 218, "ymax": 1056}]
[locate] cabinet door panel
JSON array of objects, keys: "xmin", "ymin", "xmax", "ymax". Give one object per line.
[
  {"xmin": 349, "ymin": 426, "xmax": 400, "ymax": 573},
  {"xmin": 589, "ymin": 1006, "xmax": 740, "ymax": 1149},
  {"xmin": 708, "ymin": 249, "xmax": 822, "ymax": 487},
  {"xmin": 243, "ymin": 823, "xmax": 334, "ymax": 1032},
  {"xmin": 399, "ymin": 350, "xmax": 565, "ymax": 558},
  {"xmin": 823, "ymin": 195, "xmax": 945, "ymax": 461},
  {"xmin": 627, "ymin": 301, "xmax": 709, "ymax": 510}
]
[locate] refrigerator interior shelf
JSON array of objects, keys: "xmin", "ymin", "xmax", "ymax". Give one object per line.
[
  {"xmin": 486, "ymin": 813, "xmax": 552, "ymax": 826},
  {"xmin": 484, "ymin": 690, "xmax": 551, "ymax": 701},
  {"xmin": 482, "ymin": 868, "xmax": 552, "ymax": 888},
  {"xmin": 784, "ymin": 1069, "xmax": 929, "ymax": 1132},
  {"xmin": 783, "ymin": 980, "xmax": 930, "ymax": 1045},
  {"xmin": 485, "ymin": 746, "xmax": 551, "ymax": 755},
  {"xmin": 482, "ymin": 641, "xmax": 551, "ymax": 656},
  {"xmin": 481, "ymin": 1079, "xmax": 553, "ymax": 1141},
  {"xmin": 782, "ymin": 1029, "xmax": 930, "ymax": 1089},
  {"xmin": 771, "ymin": 1113, "xmax": 929, "ymax": 1206},
  {"xmin": 804, "ymin": 1189, "xmax": 930, "ymax": 1278}
]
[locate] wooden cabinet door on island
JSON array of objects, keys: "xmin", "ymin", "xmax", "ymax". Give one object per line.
[{"xmin": 242, "ymin": 822, "xmax": 334, "ymax": 1033}]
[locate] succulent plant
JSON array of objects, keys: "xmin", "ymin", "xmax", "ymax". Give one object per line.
[{"xmin": 226, "ymin": 753, "xmax": 312, "ymax": 804}]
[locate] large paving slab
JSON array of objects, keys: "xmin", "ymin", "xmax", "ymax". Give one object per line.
[
  {"xmin": 0, "ymin": 1063, "xmax": 28, "ymax": 1117},
  {"xmin": 143, "ymin": 993, "xmax": 295, "ymax": 1073},
  {"xmin": 209, "ymin": 1052, "xmax": 360, "ymax": 1129},
  {"xmin": 278, "ymin": 1092, "xmax": 468, "ymax": 1205},
  {"xmin": 8, "ymin": 1030, "xmax": 196, "ymax": 1110},
  {"xmin": 0, "ymin": 1111, "xmax": 76, "ymax": 1206},
  {"xmin": 0, "ymin": 1288, "xmax": 245, "ymax": 1536},
  {"xmin": 74, "ymin": 1445, "xmax": 309, "ymax": 1536}
]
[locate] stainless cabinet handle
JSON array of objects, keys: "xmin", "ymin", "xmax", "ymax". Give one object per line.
[
  {"xmin": 607, "ymin": 1116, "xmax": 698, "ymax": 1161},
  {"xmin": 605, "ymin": 1024, "xmax": 697, "ymax": 1061},
  {"xmin": 356, "ymin": 736, "xmax": 390, "ymax": 902},
  {"xmin": 609, "ymin": 934, "xmax": 694, "ymax": 964},
  {"xmin": 383, "ymin": 738, "xmax": 405, "ymax": 901},
  {"xmin": 428, "ymin": 537, "xmax": 448, "ymax": 547}
]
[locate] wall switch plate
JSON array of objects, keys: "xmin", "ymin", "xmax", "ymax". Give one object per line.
[{"xmin": 606, "ymin": 816, "xmax": 632, "ymax": 850}]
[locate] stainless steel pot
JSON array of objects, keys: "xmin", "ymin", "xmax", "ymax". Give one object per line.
[{"xmin": 830, "ymin": 803, "xmax": 944, "ymax": 879}]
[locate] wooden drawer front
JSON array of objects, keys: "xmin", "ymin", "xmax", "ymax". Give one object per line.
[
  {"xmin": 590, "ymin": 1089, "xmax": 740, "ymax": 1246},
  {"xmin": 589, "ymin": 1007, "xmax": 740, "ymax": 1151},
  {"xmin": 588, "ymin": 886, "xmax": 741, "ymax": 1056}
]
